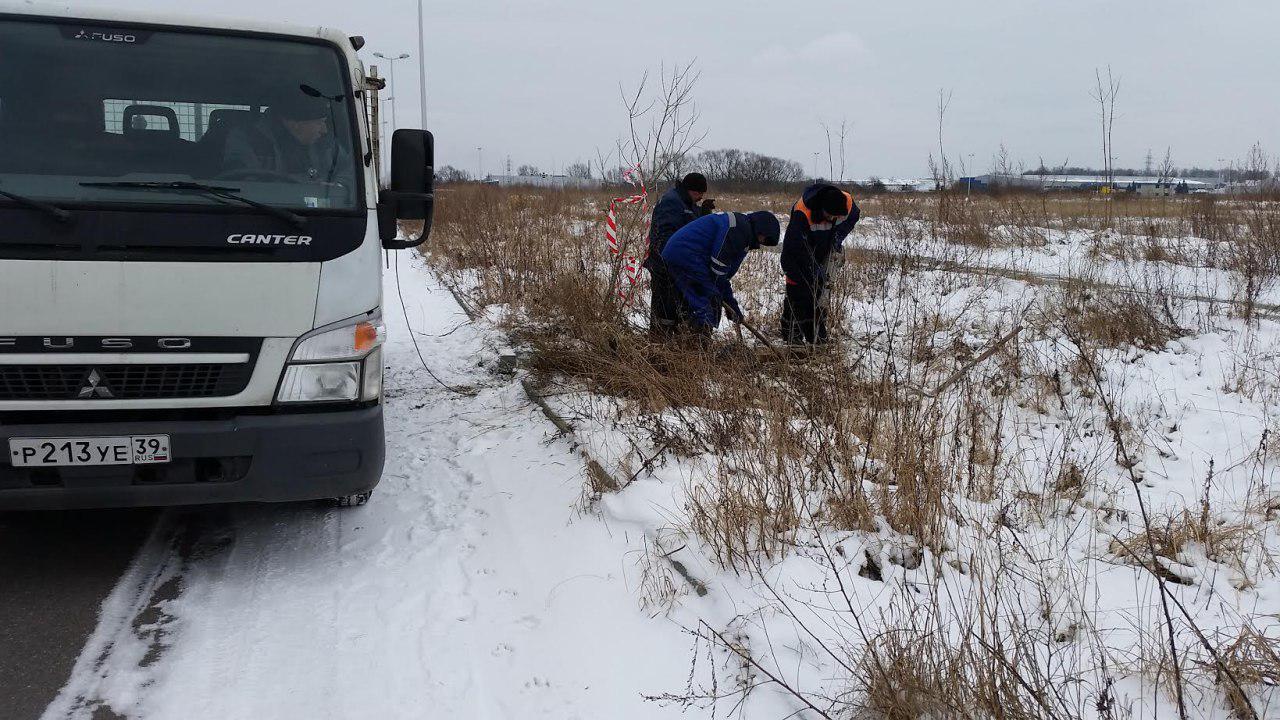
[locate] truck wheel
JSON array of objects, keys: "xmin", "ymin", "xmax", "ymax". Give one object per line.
[{"xmin": 332, "ymin": 491, "xmax": 373, "ymax": 508}]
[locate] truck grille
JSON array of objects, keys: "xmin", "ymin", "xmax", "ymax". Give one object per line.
[{"xmin": 0, "ymin": 364, "xmax": 253, "ymax": 401}]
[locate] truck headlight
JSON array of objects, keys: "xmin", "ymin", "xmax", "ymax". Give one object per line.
[
  {"xmin": 278, "ymin": 362, "xmax": 361, "ymax": 403},
  {"xmin": 278, "ymin": 314, "xmax": 386, "ymax": 404}
]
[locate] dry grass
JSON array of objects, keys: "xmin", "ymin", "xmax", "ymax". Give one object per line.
[
  {"xmin": 1109, "ymin": 510, "xmax": 1252, "ymax": 585},
  {"xmin": 1057, "ymin": 282, "xmax": 1187, "ymax": 351},
  {"xmin": 1226, "ymin": 202, "xmax": 1280, "ymax": 321},
  {"xmin": 853, "ymin": 616, "xmax": 1065, "ymax": 720},
  {"xmin": 1216, "ymin": 626, "xmax": 1280, "ymax": 719}
]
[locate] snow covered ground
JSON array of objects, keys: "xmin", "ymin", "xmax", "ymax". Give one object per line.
[
  {"xmin": 496, "ymin": 245, "xmax": 1280, "ymax": 718},
  {"xmin": 849, "ymin": 217, "xmax": 1280, "ymax": 311},
  {"xmin": 42, "ymin": 254, "xmax": 708, "ymax": 720}
]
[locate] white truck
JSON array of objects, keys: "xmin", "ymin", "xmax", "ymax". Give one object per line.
[{"xmin": 0, "ymin": 5, "xmax": 434, "ymax": 509}]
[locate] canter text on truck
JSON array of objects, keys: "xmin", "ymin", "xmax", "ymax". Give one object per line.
[{"xmin": 226, "ymin": 234, "xmax": 314, "ymax": 245}]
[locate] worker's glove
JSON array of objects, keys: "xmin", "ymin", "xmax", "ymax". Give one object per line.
[{"xmin": 699, "ymin": 198, "xmax": 716, "ymax": 215}]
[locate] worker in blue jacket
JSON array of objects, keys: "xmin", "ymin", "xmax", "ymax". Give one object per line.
[
  {"xmin": 645, "ymin": 173, "xmax": 714, "ymax": 336},
  {"xmin": 780, "ymin": 184, "xmax": 860, "ymax": 344},
  {"xmin": 659, "ymin": 210, "xmax": 781, "ymax": 336}
]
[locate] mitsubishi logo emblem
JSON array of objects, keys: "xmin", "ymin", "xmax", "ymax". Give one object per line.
[{"xmin": 78, "ymin": 369, "xmax": 114, "ymax": 399}]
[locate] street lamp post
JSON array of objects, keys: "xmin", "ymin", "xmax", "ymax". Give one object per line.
[
  {"xmin": 372, "ymin": 52, "xmax": 410, "ymax": 132},
  {"xmin": 417, "ymin": 0, "xmax": 428, "ymax": 129}
]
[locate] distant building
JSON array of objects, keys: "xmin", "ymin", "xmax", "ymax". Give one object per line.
[
  {"xmin": 977, "ymin": 174, "xmax": 1216, "ymax": 194},
  {"xmin": 1218, "ymin": 179, "xmax": 1280, "ymax": 195},
  {"xmin": 852, "ymin": 178, "xmax": 928, "ymax": 193},
  {"xmin": 1131, "ymin": 181, "xmax": 1190, "ymax": 197},
  {"xmin": 487, "ymin": 174, "xmax": 600, "ymax": 189}
]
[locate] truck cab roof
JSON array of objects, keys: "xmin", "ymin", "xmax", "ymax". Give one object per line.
[{"xmin": 0, "ymin": 3, "xmax": 362, "ymax": 60}]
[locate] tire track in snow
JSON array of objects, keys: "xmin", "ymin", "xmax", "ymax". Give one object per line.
[{"xmin": 40, "ymin": 508, "xmax": 234, "ymax": 720}]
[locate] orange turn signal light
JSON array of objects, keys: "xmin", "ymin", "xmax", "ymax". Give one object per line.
[{"xmin": 354, "ymin": 322, "xmax": 379, "ymax": 353}]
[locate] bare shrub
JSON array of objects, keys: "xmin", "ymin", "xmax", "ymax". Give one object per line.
[
  {"xmin": 1215, "ymin": 625, "xmax": 1280, "ymax": 719},
  {"xmin": 1108, "ymin": 511, "xmax": 1251, "ymax": 585},
  {"xmin": 1057, "ymin": 281, "xmax": 1185, "ymax": 351},
  {"xmin": 852, "ymin": 608, "xmax": 1070, "ymax": 720},
  {"xmin": 616, "ymin": 60, "xmax": 706, "ymax": 187},
  {"xmin": 1225, "ymin": 203, "xmax": 1280, "ymax": 321}
]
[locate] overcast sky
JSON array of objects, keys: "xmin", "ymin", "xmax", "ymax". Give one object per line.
[{"xmin": 66, "ymin": 0, "xmax": 1280, "ymax": 178}]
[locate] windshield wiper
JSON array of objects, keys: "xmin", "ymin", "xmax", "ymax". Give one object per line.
[
  {"xmin": 79, "ymin": 181, "xmax": 305, "ymax": 229},
  {"xmin": 0, "ymin": 186, "xmax": 73, "ymax": 224}
]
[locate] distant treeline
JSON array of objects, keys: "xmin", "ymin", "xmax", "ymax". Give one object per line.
[
  {"xmin": 436, "ymin": 148, "xmax": 810, "ymax": 191},
  {"xmin": 436, "ymin": 149, "xmax": 1274, "ymax": 189}
]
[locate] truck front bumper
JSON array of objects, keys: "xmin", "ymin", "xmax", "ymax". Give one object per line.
[{"xmin": 0, "ymin": 405, "xmax": 384, "ymax": 511}]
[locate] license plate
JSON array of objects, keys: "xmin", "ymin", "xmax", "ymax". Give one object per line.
[{"xmin": 8, "ymin": 435, "xmax": 171, "ymax": 468}]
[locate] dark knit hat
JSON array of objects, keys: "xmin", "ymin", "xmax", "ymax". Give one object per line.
[
  {"xmin": 681, "ymin": 172, "xmax": 708, "ymax": 193},
  {"xmin": 817, "ymin": 186, "xmax": 851, "ymax": 217},
  {"xmin": 747, "ymin": 211, "xmax": 781, "ymax": 246}
]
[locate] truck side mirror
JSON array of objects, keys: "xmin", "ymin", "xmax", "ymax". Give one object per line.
[{"xmin": 379, "ymin": 129, "xmax": 435, "ymax": 249}]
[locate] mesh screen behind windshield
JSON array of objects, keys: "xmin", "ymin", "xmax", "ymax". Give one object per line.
[{"xmin": 0, "ymin": 19, "xmax": 361, "ymax": 210}]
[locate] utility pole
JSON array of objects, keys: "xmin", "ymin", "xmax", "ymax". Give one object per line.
[
  {"xmin": 366, "ymin": 65, "xmax": 386, "ymax": 188},
  {"xmin": 372, "ymin": 52, "xmax": 409, "ymax": 132},
  {"xmin": 417, "ymin": 0, "xmax": 428, "ymax": 129},
  {"xmin": 812, "ymin": 152, "xmax": 820, "ymax": 180},
  {"xmin": 477, "ymin": 146, "xmax": 483, "ymax": 180}
]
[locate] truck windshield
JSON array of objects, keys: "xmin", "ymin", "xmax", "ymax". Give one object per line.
[{"xmin": 0, "ymin": 19, "xmax": 361, "ymax": 212}]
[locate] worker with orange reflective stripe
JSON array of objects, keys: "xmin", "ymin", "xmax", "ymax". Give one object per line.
[{"xmin": 779, "ymin": 183, "xmax": 860, "ymax": 344}]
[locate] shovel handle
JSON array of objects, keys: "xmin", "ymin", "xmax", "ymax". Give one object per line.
[{"xmin": 719, "ymin": 299, "xmax": 784, "ymax": 359}]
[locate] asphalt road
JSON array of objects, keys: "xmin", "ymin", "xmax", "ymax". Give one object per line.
[{"xmin": 0, "ymin": 509, "xmax": 160, "ymax": 720}]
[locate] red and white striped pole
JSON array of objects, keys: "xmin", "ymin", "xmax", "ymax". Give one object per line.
[{"xmin": 604, "ymin": 164, "xmax": 649, "ymax": 302}]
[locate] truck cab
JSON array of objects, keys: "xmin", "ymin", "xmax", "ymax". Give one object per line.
[{"xmin": 0, "ymin": 6, "xmax": 433, "ymax": 510}]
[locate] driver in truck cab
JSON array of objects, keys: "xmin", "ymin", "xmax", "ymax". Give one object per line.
[{"xmin": 222, "ymin": 91, "xmax": 349, "ymax": 184}]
